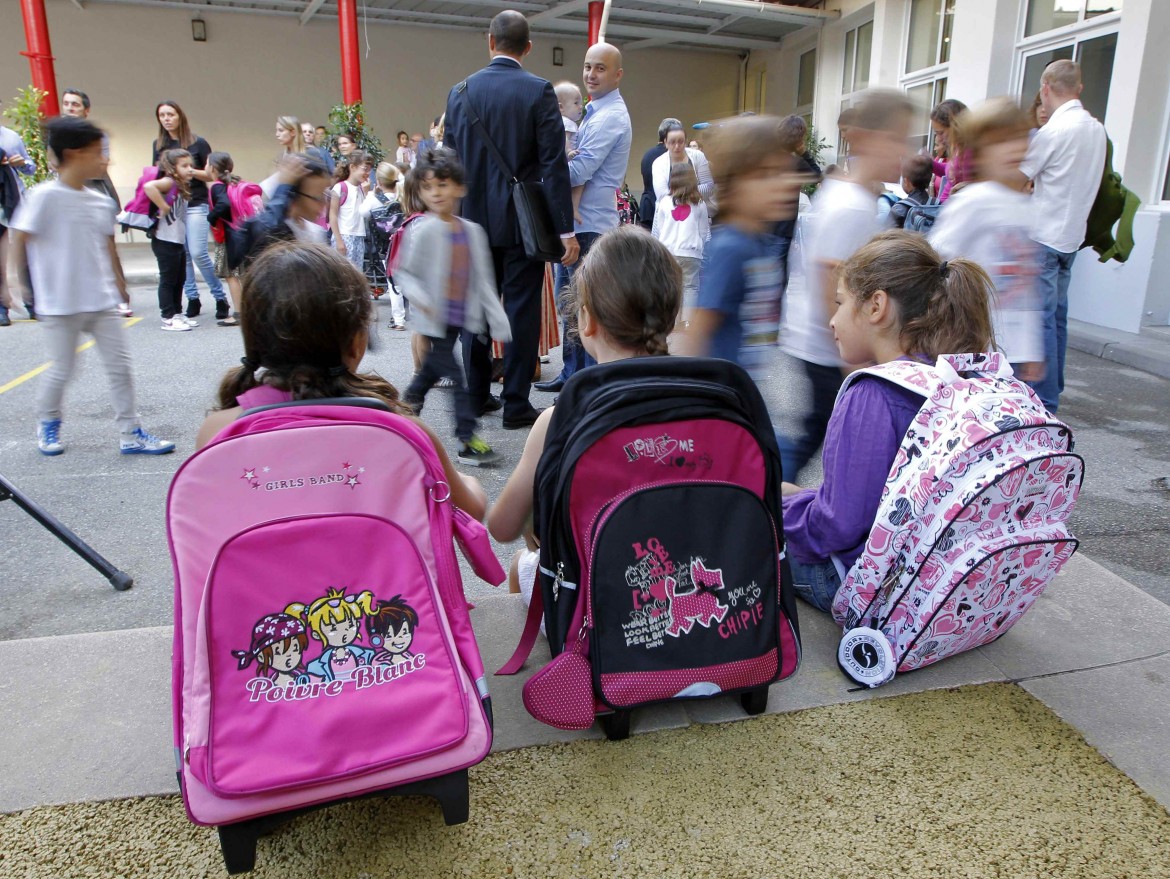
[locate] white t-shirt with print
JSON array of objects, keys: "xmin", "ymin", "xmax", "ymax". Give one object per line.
[
  {"xmin": 9, "ymin": 180, "xmax": 120, "ymax": 316},
  {"xmin": 331, "ymin": 182, "xmax": 366, "ymax": 238},
  {"xmin": 930, "ymin": 181, "xmax": 1044, "ymax": 364},
  {"xmin": 782, "ymin": 176, "xmax": 880, "ymax": 367}
]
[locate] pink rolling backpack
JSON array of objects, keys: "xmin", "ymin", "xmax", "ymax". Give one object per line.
[
  {"xmin": 167, "ymin": 389, "xmax": 504, "ymax": 873},
  {"xmin": 500, "ymin": 358, "xmax": 802, "ymax": 739},
  {"xmin": 832, "ymin": 354, "xmax": 1083, "ymax": 687}
]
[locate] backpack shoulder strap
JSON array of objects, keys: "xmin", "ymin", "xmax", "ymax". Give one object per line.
[{"xmin": 835, "ymin": 361, "xmax": 935, "ymax": 408}]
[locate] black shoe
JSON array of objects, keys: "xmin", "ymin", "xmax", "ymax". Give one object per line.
[
  {"xmin": 24, "ymin": 304, "xmax": 36, "ymax": 321},
  {"xmin": 0, "ymin": 311, "xmax": 10, "ymax": 327},
  {"xmin": 503, "ymin": 407, "xmax": 544, "ymax": 430},
  {"xmin": 215, "ymin": 299, "xmax": 230, "ymax": 320},
  {"xmin": 533, "ymin": 378, "xmax": 565, "ymax": 393},
  {"xmin": 478, "ymin": 395, "xmax": 503, "ymax": 416},
  {"xmin": 186, "ymin": 299, "xmax": 202, "ymax": 319}
]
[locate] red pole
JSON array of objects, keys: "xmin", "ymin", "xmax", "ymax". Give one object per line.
[
  {"xmin": 20, "ymin": 0, "xmax": 60, "ymax": 117},
  {"xmin": 587, "ymin": 1, "xmax": 603, "ymax": 46},
  {"xmin": 338, "ymin": 0, "xmax": 362, "ymax": 105}
]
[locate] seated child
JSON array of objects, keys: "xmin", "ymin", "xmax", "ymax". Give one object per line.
[
  {"xmin": 488, "ymin": 226, "xmax": 682, "ymax": 596},
  {"xmin": 195, "ymin": 241, "xmax": 487, "ymax": 520},
  {"xmin": 889, "ymin": 154, "xmax": 933, "ymax": 229},
  {"xmin": 781, "ymin": 230, "xmax": 996, "ymax": 612}
]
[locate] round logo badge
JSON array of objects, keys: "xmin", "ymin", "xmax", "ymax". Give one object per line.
[{"xmin": 837, "ymin": 627, "xmax": 896, "ymax": 688}]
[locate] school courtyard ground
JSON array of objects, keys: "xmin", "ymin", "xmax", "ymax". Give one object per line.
[{"xmin": 0, "ymin": 245, "xmax": 1168, "ymax": 876}]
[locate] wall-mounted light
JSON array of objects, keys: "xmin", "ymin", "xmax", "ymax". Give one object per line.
[
  {"xmin": 192, "ymin": 18, "xmax": 207, "ymax": 42},
  {"xmin": 553, "ymin": 46, "xmax": 564, "ymax": 66}
]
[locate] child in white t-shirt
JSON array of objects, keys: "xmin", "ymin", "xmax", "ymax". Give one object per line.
[
  {"xmin": 555, "ymin": 81, "xmax": 585, "ymax": 223},
  {"xmin": 778, "ymin": 90, "xmax": 913, "ymax": 481},
  {"xmin": 652, "ymin": 161, "xmax": 709, "ymax": 322},
  {"xmin": 930, "ymin": 97, "xmax": 1044, "ymax": 379},
  {"xmin": 9, "ymin": 117, "xmax": 174, "ymax": 457},
  {"xmin": 329, "ymin": 150, "xmax": 371, "ymax": 271}
]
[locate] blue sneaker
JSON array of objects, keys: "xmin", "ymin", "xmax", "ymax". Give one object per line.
[
  {"xmin": 120, "ymin": 427, "xmax": 176, "ymax": 455},
  {"xmin": 37, "ymin": 419, "xmax": 64, "ymax": 456}
]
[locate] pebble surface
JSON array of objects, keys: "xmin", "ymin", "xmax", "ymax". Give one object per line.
[{"xmin": 3, "ymin": 684, "xmax": 1168, "ymax": 879}]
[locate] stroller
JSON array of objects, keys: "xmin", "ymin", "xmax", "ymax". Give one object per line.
[{"xmin": 364, "ymin": 191, "xmax": 405, "ymax": 296}]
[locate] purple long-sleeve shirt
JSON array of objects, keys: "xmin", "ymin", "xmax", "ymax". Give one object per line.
[{"xmin": 782, "ymin": 376, "xmax": 924, "ymax": 569}]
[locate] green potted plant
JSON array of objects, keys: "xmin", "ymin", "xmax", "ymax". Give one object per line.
[
  {"xmin": 327, "ymin": 101, "xmax": 385, "ymax": 165},
  {"xmin": 3, "ymin": 86, "xmax": 53, "ymax": 185}
]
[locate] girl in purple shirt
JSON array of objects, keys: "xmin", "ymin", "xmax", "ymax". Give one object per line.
[{"xmin": 782, "ymin": 230, "xmax": 996, "ymax": 612}]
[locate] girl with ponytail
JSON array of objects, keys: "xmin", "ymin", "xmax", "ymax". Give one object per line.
[
  {"xmin": 194, "ymin": 241, "xmax": 487, "ymax": 520},
  {"xmin": 782, "ymin": 230, "xmax": 996, "ymax": 612}
]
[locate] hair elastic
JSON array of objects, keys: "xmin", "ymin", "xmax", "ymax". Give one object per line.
[
  {"xmin": 939, "ymin": 261, "xmax": 951, "ymax": 279},
  {"xmin": 240, "ymin": 356, "xmax": 260, "ymax": 370},
  {"xmin": 327, "ymin": 365, "xmax": 348, "ymax": 377}
]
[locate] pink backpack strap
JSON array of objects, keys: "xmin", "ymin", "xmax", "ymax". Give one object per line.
[{"xmin": 497, "ymin": 586, "xmax": 545, "ymax": 675}]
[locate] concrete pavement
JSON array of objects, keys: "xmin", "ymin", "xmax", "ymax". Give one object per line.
[{"xmin": 1, "ymin": 246, "xmax": 1169, "ymax": 823}]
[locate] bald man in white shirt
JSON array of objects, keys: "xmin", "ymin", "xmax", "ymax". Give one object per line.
[{"xmin": 1018, "ymin": 60, "xmax": 1105, "ymax": 413}]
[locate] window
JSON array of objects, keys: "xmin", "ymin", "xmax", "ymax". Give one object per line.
[
  {"xmin": 905, "ymin": 0, "xmax": 955, "ymax": 74},
  {"xmin": 1019, "ymin": 31, "xmax": 1116, "ymax": 120},
  {"xmin": 1025, "ymin": 0, "xmax": 1122, "ymax": 37},
  {"xmin": 840, "ymin": 21, "xmax": 873, "ymax": 161},
  {"xmin": 797, "ymin": 49, "xmax": 817, "ymax": 109},
  {"xmin": 906, "ymin": 77, "xmax": 948, "ymax": 154},
  {"xmin": 843, "ymin": 21, "xmax": 873, "ymax": 96}
]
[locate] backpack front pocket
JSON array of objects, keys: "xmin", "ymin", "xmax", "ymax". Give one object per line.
[
  {"xmin": 588, "ymin": 483, "xmax": 782, "ymax": 709},
  {"xmin": 194, "ymin": 514, "xmax": 468, "ymax": 797}
]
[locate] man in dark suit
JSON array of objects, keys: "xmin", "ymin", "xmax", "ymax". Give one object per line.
[{"xmin": 444, "ymin": 10, "xmax": 578, "ymax": 430}]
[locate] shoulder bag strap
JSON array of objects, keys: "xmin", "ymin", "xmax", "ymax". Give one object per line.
[{"xmin": 456, "ymin": 80, "xmax": 520, "ymax": 185}]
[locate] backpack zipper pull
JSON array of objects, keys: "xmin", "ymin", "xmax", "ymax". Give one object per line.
[{"xmin": 553, "ymin": 562, "xmax": 564, "ymax": 601}]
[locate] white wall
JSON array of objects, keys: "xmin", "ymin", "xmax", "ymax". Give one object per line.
[{"xmin": 1, "ymin": 1, "xmax": 743, "ymax": 199}]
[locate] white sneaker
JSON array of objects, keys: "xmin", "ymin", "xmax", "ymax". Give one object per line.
[
  {"xmin": 116, "ymin": 302, "xmax": 133, "ymax": 318},
  {"xmin": 181, "ymin": 314, "xmax": 199, "ymax": 328},
  {"xmin": 120, "ymin": 426, "xmax": 176, "ymax": 455},
  {"xmin": 37, "ymin": 419, "xmax": 65, "ymax": 456},
  {"xmin": 161, "ymin": 316, "xmax": 192, "ymax": 332}
]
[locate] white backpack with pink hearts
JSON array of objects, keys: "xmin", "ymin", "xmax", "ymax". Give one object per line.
[{"xmin": 831, "ymin": 353, "xmax": 1083, "ymax": 687}]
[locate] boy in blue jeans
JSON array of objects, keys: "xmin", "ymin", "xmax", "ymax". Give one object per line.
[
  {"xmin": 686, "ymin": 115, "xmax": 800, "ymax": 381},
  {"xmin": 10, "ymin": 117, "xmax": 174, "ymax": 457}
]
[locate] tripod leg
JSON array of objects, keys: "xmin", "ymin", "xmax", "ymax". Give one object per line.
[{"xmin": 0, "ymin": 473, "xmax": 133, "ymax": 591}]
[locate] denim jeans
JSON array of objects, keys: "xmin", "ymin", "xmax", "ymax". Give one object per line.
[
  {"xmin": 407, "ymin": 328, "xmax": 476, "ymax": 443},
  {"xmin": 183, "ymin": 204, "xmax": 226, "ymax": 302},
  {"xmin": 788, "ymin": 556, "xmax": 841, "ymax": 614},
  {"xmin": 776, "ymin": 360, "xmax": 844, "ymax": 482},
  {"xmin": 1029, "ymin": 244, "xmax": 1076, "ymax": 413},
  {"xmin": 555, "ymin": 231, "xmax": 600, "ymax": 381}
]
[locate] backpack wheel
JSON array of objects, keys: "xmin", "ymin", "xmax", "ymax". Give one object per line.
[
  {"xmin": 217, "ymin": 823, "xmax": 260, "ymax": 875},
  {"xmin": 740, "ymin": 686, "xmax": 769, "ymax": 716},
  {"xmin": 599, "ymin": 710, "xmax": 631, "ymax": 741}
]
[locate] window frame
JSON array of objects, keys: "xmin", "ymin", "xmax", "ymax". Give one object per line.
[
  {"xmin": 904, "ymin": 0, "xmax": 955, "ymax": 76},
  {"xmin": 900, "ymin": 0, "xmax": 954, "ymax": 157},
  {"xmin": 1013, "ymin": 6, "xmax": 1120, "ymax": 120},
  {"xmin": 839, "ymin": 19, "xmax": 875, "ymax": 162},
  {"xmin": 1021, "ymin": 0, "xmax": 1122, "ymax": 41}
]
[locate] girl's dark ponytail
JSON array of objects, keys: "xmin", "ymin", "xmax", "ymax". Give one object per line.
[{"xmin": 843, "ymin": 230, "xmax": 995, "ymax": 360}]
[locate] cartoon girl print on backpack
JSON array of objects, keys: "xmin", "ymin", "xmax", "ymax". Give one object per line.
[
  {"xmin": 232, "ymin": 613, "xmax": 311, "ymax": 688},
  {"xmin": 365, "ymin": 595, "xmax": 419, "ymax": 667},
  {"xmin": 286, "ymin": 588, "xmax": 376, "ymax": 682}
]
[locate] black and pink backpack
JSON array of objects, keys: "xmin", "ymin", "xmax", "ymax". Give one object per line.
[{"xmin": 500, "ymin": 357, "xmax": 801, "ymax": 739}]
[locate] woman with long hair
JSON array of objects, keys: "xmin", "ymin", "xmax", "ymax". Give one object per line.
[{"xmin": 151, "ymin": 100, "xmax": 229, "ymax": 323}]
